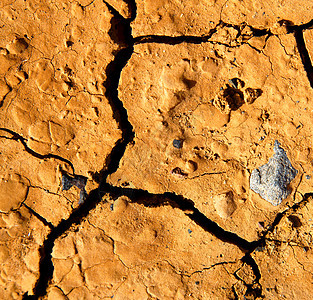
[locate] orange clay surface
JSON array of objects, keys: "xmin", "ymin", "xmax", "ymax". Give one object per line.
[{"xmin": 1, "ymin": 0, "xmax": 313, "ymax": 299}]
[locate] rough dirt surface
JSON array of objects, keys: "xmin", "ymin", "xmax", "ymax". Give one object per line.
[{"xmin": 0, "ymin": 0, "xmax": 313, "ymax": 299}]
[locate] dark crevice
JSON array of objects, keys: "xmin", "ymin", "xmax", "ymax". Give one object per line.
[
  {"xmin": 257, "ymin": 192, "xmax": 313, "ymax": 244},
  {"xmin": 241, "ymin": 253, "xmax": 263, "ymax": 298},
  {"xmin": 0, "ymin": 128, "xmax": 75, "ymax": 174},
  {"xmin": 293, "ymin": 30, "xmax": 313, "ymax": 88},
  {"xmin": 23, "ymin": 189, "xmax": 101, "ymax": 300},
  {"xmin": 100, "ymin": 47, "xmax": 135, "ymax": 182},
  {"xmin": 100, "ymin": 1, "xmax": 135, "ymax": 183},
  {"xmin": 285, "ymin": 19, "xmax": 313, "ymax": 88},
  {"xmin": 288, "ymin": 18, "xmax": 313, "ymax": 31},
  {"xmin": 236, "ymin": 192, "xmax": 313, "ymax": 299},
  {"xmin": 23, "ymin": 203, "xmax": 54, "ymax": 230},
  {"xmin": 133, "ymin": 22, "xmax": 271, "ymax": 46},
  {"xmin": 134, "ymin": 33, "xmax": 218, "ymax": 45},
  {"xmin": 101, "ymin": 183, "xmax": 257, "ymax": 252},
  {"xmin": 23, "ymin": 1, "xmax": 137, "ymax": 299}
]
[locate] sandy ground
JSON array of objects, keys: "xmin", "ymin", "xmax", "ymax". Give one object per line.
[{"xmin": 0, "ymin": 0, "xmax": 313, "ymax": 299}]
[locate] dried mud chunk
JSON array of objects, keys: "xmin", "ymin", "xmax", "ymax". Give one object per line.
[
  {"xmin": 49, "ymin": 122, "xmax": 75, "ymax": 146},
  {"xmin": 47, "ymin": 287, "xmax": 67, "ymax": 300},
  {"xmin": 28, "ymin": 121, "xmax": 51, "ymax": 143},
  {"xmin": 0, "ymin": 174, "xmax": 29, "ymax": 212},
  {"xmin": 25, "ymin": 188, "xmax": 72, "ymax": 226},
  {"xmin": 250, "ymin": 140, "xmax": 298, "ymax": 206},
  {"xmin": 244, "ymin": 87, "xmax": 262, "ymax": 104},
  {"xmin": 191, "ymin": 103, "xmax": 230, "ymax": 131},
  {"xmin": 85, "ymin": 259, "xmax": 127, "ymax": 294},
  {"xmin": 6, "ymin": 37, "xmax": 29, "ymax": 55},
  {"xmin": 0, "ymin": 245, "xmax": 10, "ymax": 264},
  {"xmin": 0, "ymin": 79, "xmax": 11, "ymax": 101},
  {"xmin": 132, "ymin": 0, "xmax": 223, "ymax": 36},
  {"xmin": 185, "ymin": 160, "xmax": 197, "ymax": 173},
  {"xmin": 0, "ymin": 207, "xmax": 49, "ymax": 298},
  {"xmin": 252, "ymin": 199, "xmax": 313, "ymax": 299},
  {"xmin": 211, "ymin": 141, "xmax": 229, "ymax": 159},
  {"xmin": 213, "ymin": 191, "xmax": 237, "ymax": 218}
]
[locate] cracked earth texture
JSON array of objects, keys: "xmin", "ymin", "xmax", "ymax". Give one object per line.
[{"xmin": 0, "ymin": 0, "xmax": 313, "ymax": 299}]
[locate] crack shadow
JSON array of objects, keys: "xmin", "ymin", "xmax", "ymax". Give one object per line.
[
  {"xmin": 23, "ymin": 1, "xmax": 137, "ymax": 299},
  {"xmin": 285, "ymin": 19, "xmax": 313, "ymax": 88},
  {"xmin": 23, "ymin": 188, "xmax": 101, "ymax": 299},
  {"xmin": 101, "ymin": 183, "xmax": 257, "ymax": 252},
  {"xmin": 133, "ymin": 22, "xmax": 271, "ymax": 46},
  {"xmin": 294, "ymin": 30, "xmax": 313, "ymax": 88}
]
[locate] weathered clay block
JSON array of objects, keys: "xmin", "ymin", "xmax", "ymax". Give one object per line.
[{"xmin": 250, "ymin": 140, "xmax": 298, "ymax": 205}]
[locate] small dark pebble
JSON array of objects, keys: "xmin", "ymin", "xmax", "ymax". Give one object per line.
[
  {"xmin": 195, "ymin": 281, "xmax": 200, "ymax": 285},
  {"xmin": 306, "ymin": 175, "xmax": 311, "ymax": 180},
  {"xmin": 110, "ymin": 204, "xmax": 114, "ymax": 211},
  {"xmin": 188, "ymin": 229, "xmax": 192, "ymax": 234},
  {"xmin": 173, "ymin": 139, "xmax": 183, "ymax": 149}
]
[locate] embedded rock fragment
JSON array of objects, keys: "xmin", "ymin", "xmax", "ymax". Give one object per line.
[
  {"xmin": 61, "ymin": 174, "xmax": 87, "ymax": 204},
  {"xmin": 250, "ymin": 140, "xmax": 298, "ymax": 205}
]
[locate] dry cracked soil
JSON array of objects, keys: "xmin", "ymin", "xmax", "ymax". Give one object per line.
[{"xmin": 0, "ymin": 0, "xmax": 313, "ymax": 299}]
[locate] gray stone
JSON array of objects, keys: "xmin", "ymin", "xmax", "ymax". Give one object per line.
[
  {"xmin": 250, "ymin": 140, "xmax": 298, "ymax": 206},
  {"xmin": 62, "ymin": 174, "xmax": 87, "ymax": 204}
]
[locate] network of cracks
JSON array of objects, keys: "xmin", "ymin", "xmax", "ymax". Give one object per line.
[{"xmin": 0, "ymin": 0, "xmax": 312, "ymax": 299}]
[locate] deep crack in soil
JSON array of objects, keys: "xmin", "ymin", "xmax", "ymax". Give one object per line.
[
  {"xmin": 133, "ymin": 21, "xmax": 271, "ymax": 45},
  {"xmin": 284, "ymin": 19, "xmax": 313, "ymax": 88},
  {"xmin": 20, "ymin": 4, "xmax": 313, "ymax": 300}
]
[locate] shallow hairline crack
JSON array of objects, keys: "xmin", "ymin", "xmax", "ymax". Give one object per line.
[
  {"xmin": 183, "ymin": 260, "xmax": 238, "ymax": 278},
  {"xmin": 86, "ymin": 219, "xmax": 130, "ymax": 269},
  {"xmin": 290, "ymin": 244, "xmax": 308, "ymax": 272},
  {"xmin": 185, "ymin": 171, "xmax": 226, "ymax": 180},
  {"xmin": 265, "ymin": 237, "xmax": 308, "ymax": 248},
  {"xmin": 28, "ymin": 184, "xmax": 61, "ymax": 196}
]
